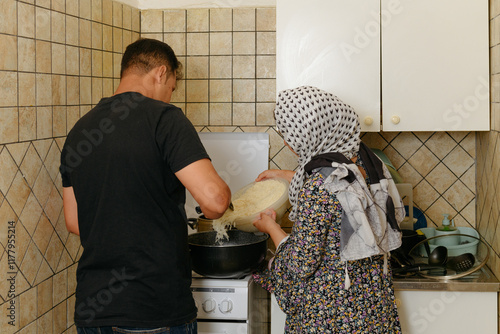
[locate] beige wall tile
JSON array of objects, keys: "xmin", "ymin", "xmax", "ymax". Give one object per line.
[
  {"xmin": 233, "ymin": 79, "xmax": 255, "ymax": 102},
  {"xmin": 92, "ymin": 0, "xmax": 102, "ymax": 22},
  {"xmin": 186, "ymin": 56, "xmax": 208, "ymax": 79},
  {"xmin": 6, "ymin": 171, "xmax": 29, "ymax": 216},
  {"xmin": 164, "ymin": 9, "xmax": 185, "ymax": 32},
  {"xmin": 66, "ymin": 46, "xmax": 79, "ymax": 76},
  {"xmin": 210, "ymin": 56, "xmax": 232, "ymax": 78},
  {"xmin": 209, "ymin": 103, "xmax": 231, "ymax": 125},
  {"xmin": 37, "ymin": 310, "xmax": 53, "ymax": 333},
  {"xmin": 79, "ymin": 0, "xmax": 91, "ymax": 19},
  {"xmin": 123, "ymin": 4, "xmax": 132, "ymax": 30},
  {"xmin": 233, "ymin": 32, "xmax": 255, "ymax": 55},
  {"xmin": 103, "ymin": 77, "xmax": 114, "ymax": 97},
  {"xmin": 141, "ymin": 10, "xmax": 163, "ymax": 33},
  {"xmin": 36, "ymin": 7, "xmax": 51, "ymax": 41},
  {"xmin": 123, "ymin": 29, "xmax": 131, "ymax": 51},
  {"xmin": 491, "ymin": 15, "xmax": 500, "ymax": 47},
  {"xmin": 186, "ymin": 103, "xmax": 208, "ymax": 125},
  {"xmin": 92, "ymin": 77, "xmax": 103, "ymax": 104},
  {"xmin": 18, "ymin": 38, "xmax": 36, "ymax": 72},
  {"xmin": 46, "ymin": 237, "xmax": 65, "ymax": 272},
  {"xmin": 132, "ymin": 7, "xmax": 140, "ymax": 32},
  {"xmin": 103, "ymin": 51, "xmax": 113, "ymax": 77},
  {"xmin": 209, "ymin": 80, "xmax": 232, "ymax": 102},
  {"xmin": 52, "ymin": 75, "xmax": 66, "ymax": 106},
  {"xmin": 233, "ymin": 55, "xmax": 255, "ymax": 79},
  {"xmin": 187, "ymin": 33, "xmax": 209, "ymax": 56},
  {"xmin": 256, "ymin": 8, "xmax": 275, "ymax": 31},
  {"xmin": 36, "ymin": 40, "xmax": 51, "ymax": 73},
  {"xmin": 233, "ymin": 8, "xmax": 255, "ymax": 32},
  {"xmin": 37, "ymin": 278, "xmax": 54, "ymax": 316},
  {"xmin": 257, "ymin": 79, "xmax": 275, "ymax": 102},
  {"xmin": 20, "ymin": 240, "xmax": 43, "ymax": 284},
  {"xmin": 257, "ymin": 32, "xmax": 276, "ymax": 54},
  {"xmin": 102, "ymin": 0, "xmax": 112, "ymax": 25},
  {"xmin": 66, "ymin": 0, "xmax": 79, "ymax": 16},
  {"xmin": 66, "ymin": 76, "xmax": 80, "ymax": 106},
  {"xmin": 18, "ymin": 2, "xmax": 35, "ymax": 38},
  {"xmin": 0, "ymin": 71, "xmax": 17, "ymax": 107},
  {"xmin": 113, "ymin": 1, "xmax": 123, "ymax": 27},
  {"xmin": 36, "ymin": 74, "xmax": 52, "ymax": 106},
  {"xmin": 186, "ymin": 80, "xmax": 208, "ymax": 102},
  {"xmin": 53, "ymin": 300, "xmax": 67, "ymax": 333},
  {"xmin": 103, "ymin": 24, "xmax": 113, "ymax": 52},
  {"xmin": 33, "ymin": 214, "xmax": 53, "ymax": 255},
  {"xmin": 92, "ymin": 22, "xmax": 103, "ymax": 49},
  {"xmin": 0, "ymin": 34, "xmax": 17, "ymax": 71},
  {"xmin": 67, "ymin": 106, "xmax": 80, "ymax": 131},
  {"xmin": 19, "ymin": 107, "xmax": 37, "ymax": 141},
  {"xmin": 51, "ymin": 0, "xmax": 64, "ymax": 11},
  {"xmin": 51, "ymin": 11, "xmax": 65, "ymax": 43},
  {"xmin": 113, "ymin": 27, "xmax": 123, "ymax": 53},
  {"xmin": 36, "ymin": 107, "xmax": 52, "ymax": 138},
  {"xmin": 256, "ymin": 55, "xmax": 276, "ymax": 79},
  {"xmin": 256, "ymin": 102, "xmax": 275, "ymax": 125},
  {"xmin": 187, "ymin": 8, "xmax": 209, "ymax": 32},
  {"xmin": 66, "ymin": 15, "xmax": 79, "ymax": 46},
  {"xmin": 113, "ymin": 53, "xmax": 121, "ymax": 79},
  {"xmin": 210, "ymin": 32, "xmax": 232, "ymax": 56},
  {"xmin": 0, "ymin": 0, "xmax": 17, "ymax": 35},
  {"xmin": 164, "ymin": 33, "xmax": 185, "ymax": 56},
  {"xmin": 52, "ymin": 43, "xmax": 66, "ymax": 74},
  {"xmin": 80, "ymin": 77, "xmax": 92, "ymax": 104},
  {"xmin": 92, "ymin": 50, "xmax": 103, "ymax": 76},
  {"xmin": 0, "ymin": 108, "xmax": 18, "ymax": 143},
  {"xmin": 53, "ymin": 106, "xmax": 67, "ymax": 136},
  {"xmin": 210, "ymin": 8, "xmax": 232, "ymax": 32},
  {"xmin": 0, "ymin": 147, "xmax": 17, "ymax": 193},
  {"xmin": 171, "ymin": 79, "xmax": 185, "ymax": 103},
  {"xmin": 19, "ymin": 73, "xmax": 36, "ymax": 107},
  {"xmin": 19, "ymin": 288, "xmax": 37, "ymax": 328},
  {"xmin": 79, "ymin": 18, "xmax": 91, "ymax": 48},
  {"xmin": 80, "ymin": 48, "xmax": 91, "ymax": 76},
  {"xmin": 233, "ymin": 103, "xmax": 255, "ymax": 125}
]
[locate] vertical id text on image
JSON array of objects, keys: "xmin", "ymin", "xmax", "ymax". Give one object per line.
[{"xmin": 6, "ymin": 221, "xmax": 16, "ymax": 326}]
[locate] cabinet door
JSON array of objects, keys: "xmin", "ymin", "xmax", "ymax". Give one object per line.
[
  {"xmin": 277, "ymin": 0, "xmax": 381, "ymax": 132},
  {"xmin": 381, "ymin": 0, "xmax": 489, "ymax": 131}
]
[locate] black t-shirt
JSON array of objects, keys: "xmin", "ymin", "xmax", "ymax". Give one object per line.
[{"xmin": 60, "ymin": 92, "xmax": 208, "ymax": 327}]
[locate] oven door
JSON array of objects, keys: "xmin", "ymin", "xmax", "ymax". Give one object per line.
[{"xmin": 198, "ymin": 321, "xmax": 248, "ymax": 334}]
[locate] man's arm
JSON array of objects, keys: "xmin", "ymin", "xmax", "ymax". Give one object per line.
[
  {"xmin": 176, "ymin": 158, "xmax": 231, "ymax": 219},
  {"xmin": 63, "ymin": 186, "xmax": 80, "ymax": 235}
]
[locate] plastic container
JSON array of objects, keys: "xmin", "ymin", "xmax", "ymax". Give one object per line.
[
  {"xmin": 230, "ymin": 178, "xmax": 290, "ymax": 232},
  {"xmin": 416, "ymin": 227, "xmax": 480, "ymax": 257},
  {"xmin": 434, "ymin": 214, "xmax": 460, "ymax": 247}
]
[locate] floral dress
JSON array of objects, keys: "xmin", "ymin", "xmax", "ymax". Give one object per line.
[{"xmin": 253, "ymin": 169, "xmax": 402, "ymax": 333}]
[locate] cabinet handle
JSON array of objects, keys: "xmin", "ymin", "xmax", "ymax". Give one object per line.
[
  {"xmin": 364, "ymin": 116, "xmax": 374, "ymax": 126},
  {"xmin": 391, "ymin": 115, "xmax": 401, "ymax": 125}
]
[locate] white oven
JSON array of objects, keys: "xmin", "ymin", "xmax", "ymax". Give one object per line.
[{"xmin": 192, "ymin": 274, "xmax": 269, "ymax": 334}]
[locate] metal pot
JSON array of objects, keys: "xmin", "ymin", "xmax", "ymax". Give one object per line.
[{"xmin": 187, "ymin": 230, "xmax": 269, "ymax": 279}]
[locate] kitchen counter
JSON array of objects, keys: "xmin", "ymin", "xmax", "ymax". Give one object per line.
[{"xmin": 393, "ymin": 265, "xmax": 500, "ymax": 292}]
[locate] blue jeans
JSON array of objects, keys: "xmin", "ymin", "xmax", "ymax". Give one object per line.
[{"xmin": 77, "ymin": 320, "xmax": 197, "ymax": 334}]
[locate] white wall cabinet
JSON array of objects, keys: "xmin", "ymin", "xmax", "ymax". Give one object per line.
[{"xmin": 276, "ymin": 0, "xmax": 490, "ymax": 132}]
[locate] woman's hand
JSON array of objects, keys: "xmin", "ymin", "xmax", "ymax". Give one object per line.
[
  {"xmin": 253, "ymin": 209, "xmax": 288, "ymax": 247},
  {"xmin": 255, "ymin": 169, "xmax": 295, "ymax": 183}
]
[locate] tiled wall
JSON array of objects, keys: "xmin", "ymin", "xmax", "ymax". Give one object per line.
[
  {"xmin": 478, "ymin": 0, "xmax": 500, "ymax": 329},
  {"xmin": 0, "ymin": 0, "xmax": 140, "ymax": 333},
  {"xmin": 0, "ymin": 2, "xmax": 497, "ymax": 334}
]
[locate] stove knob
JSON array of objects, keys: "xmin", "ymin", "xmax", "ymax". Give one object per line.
[
  {"xmin": 202, "ymin": 298, "xmax": 216, "ymax": 313},
  {"xmin": 218, "ymin": 298, "xmax": 233, "ymax": 314}
]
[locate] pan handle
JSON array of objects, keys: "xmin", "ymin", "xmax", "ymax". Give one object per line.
[{"xmin": 187, "ymin": 218, "xmax": 198, "ymax": 230}]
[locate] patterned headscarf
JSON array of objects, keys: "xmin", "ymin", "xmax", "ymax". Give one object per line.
[{"xmin": 275, "ymin": 86, "xmax": 361, "ymax": 220}]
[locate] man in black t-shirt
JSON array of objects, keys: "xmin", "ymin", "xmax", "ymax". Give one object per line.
[{"xmin": 60, "ymin": 39, "xmax": 231, "ymax": 334}]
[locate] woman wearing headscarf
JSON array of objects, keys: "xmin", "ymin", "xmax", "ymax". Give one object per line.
[{"xmin": 252, "ymin": 86, "xmax": 405, "ymax": 333}]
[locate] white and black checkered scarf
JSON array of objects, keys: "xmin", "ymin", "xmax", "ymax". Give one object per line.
[{"xmin": 275, "ymin": 86, "xmax": 361, "ymax": 220}]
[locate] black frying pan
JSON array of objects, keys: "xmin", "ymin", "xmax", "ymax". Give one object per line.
[{"xmin": 188, "ymin": 230, "xmax": 269, "ymax": 278}]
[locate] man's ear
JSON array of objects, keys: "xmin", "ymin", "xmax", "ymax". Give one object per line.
[{"xmin": 154, "ymin": 65, "xmax": 168, "ymax": 83}]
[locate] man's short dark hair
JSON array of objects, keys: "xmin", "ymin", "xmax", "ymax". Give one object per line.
[{"xmin": 120, "ymin": 38, "xmax": 183, "ymax": 80}]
